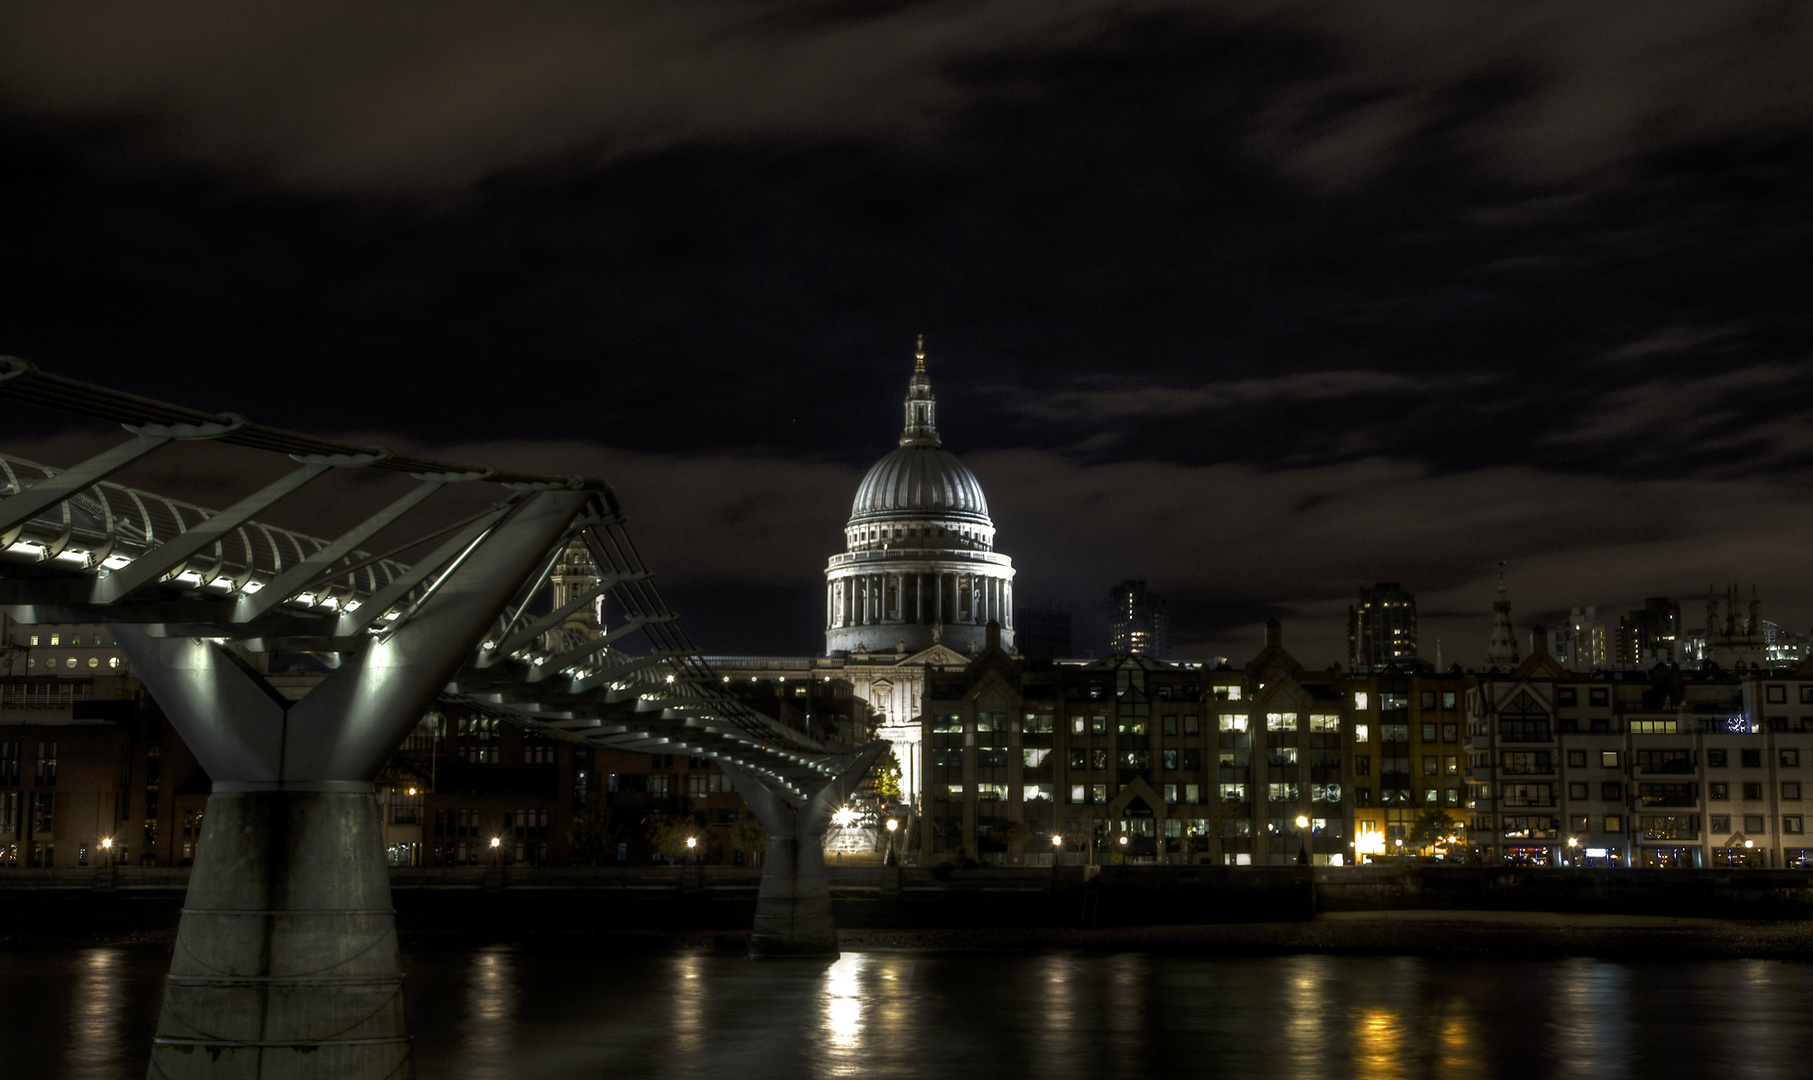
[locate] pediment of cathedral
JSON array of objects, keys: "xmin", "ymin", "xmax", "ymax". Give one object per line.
[{"xmin": 902, "ymin": 644, "xmax": 970, "ymax": 668}]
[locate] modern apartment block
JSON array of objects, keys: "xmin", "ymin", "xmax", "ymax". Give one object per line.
[
  {"xmin": 1347, "ymin": 668, "xmax": 1471, "ymax": 857},
  {"xmin": 1466, "ymin": 633, "xmax": 1813, "ymax": 867},
  {"xmin": 919, "ymin": 621, "xmax": 1353, "ymax": 867},
  {"xmin": 1348, "ymin": 583, "xmax": 1419, "ymax": 672}
]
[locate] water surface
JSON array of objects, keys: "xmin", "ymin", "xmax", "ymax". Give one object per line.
[{"xmin": 4, "ymin": 943, "xmax": 1811, "ymax": 1078}]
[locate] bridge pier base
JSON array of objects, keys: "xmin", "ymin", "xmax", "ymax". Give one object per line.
[
  {"xmin": 147, "ymin": 789, "xmax": 411, "ymax": 1080},
  {"xmin": 750, "ymin": 835, "xmax": 838, "ymax": 957}
]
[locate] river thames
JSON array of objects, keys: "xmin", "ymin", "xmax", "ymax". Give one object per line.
[{"xmin": 4, "ymin": 943, "xmax": 1813, "ymax": 1078}]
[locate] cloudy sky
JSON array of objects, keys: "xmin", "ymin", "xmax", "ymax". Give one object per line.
[{"xmin": 2, "ymin": 2, "xmax": 1811, "ymax": 664}]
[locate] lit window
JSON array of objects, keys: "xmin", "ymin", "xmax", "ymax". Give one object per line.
[{"xmin": 1354, "ymin": 692, "xmax": 1369, "ymax": 710}]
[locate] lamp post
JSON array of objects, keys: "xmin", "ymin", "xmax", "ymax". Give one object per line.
[
  {"xmin": 1566, "ymin": 835, "xmax": 1580, "ymax": 867},
  {"xmin": 1295, "ymin": 814, "xmax": 1310, "ymax": 866},
  {"xmin": 1050, "ymin": 831, "xmax": 1064, "ymax": 869},
  {"xmin": 685, "ymin": 835, "xmax": 698, "ymax": 867},
  {"xmin": 885, "ymin": 817, "xmax": 899, "ymax": 866},
  {"xmin": 100, "ymin": 836, "xmax": 113, "ymax": 867},
  {"xmin": 489, "ymin": 835, "xmax": 501, "ymax": 870}
]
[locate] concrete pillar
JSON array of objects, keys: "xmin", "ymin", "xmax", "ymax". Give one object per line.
[
  {"xmin": 148, "ymin": 790, "xmax": 408, "ymax": 1079},
  {"xmin": 721, "ymin": 741, "xmax": 888, "ymax": 959},
  {"xmin": 749, "ymin": 835, "xmax": 837, "ymax": 957}
]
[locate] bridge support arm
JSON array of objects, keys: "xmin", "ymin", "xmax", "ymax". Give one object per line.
[{"xmin": 721, "ymin": 741, "xmax": 888, "ymax": 958}]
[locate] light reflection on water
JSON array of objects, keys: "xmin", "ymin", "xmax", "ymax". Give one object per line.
[
  {"xmin": 8, "ymin": 945, "xmax": 1813, "ymax": 1078},
  {"xmin": 61, "ymin": 947, "xmax": 124, "ymax": 1080}
]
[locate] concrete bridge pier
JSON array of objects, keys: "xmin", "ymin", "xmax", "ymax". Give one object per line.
[
  {"xmin": 724, "ymin": 741, "xmax": 888, "ymax": 958},
  {"xmin": 114, "ymin": 490, "xmax": 590, "ymax": 1079}
]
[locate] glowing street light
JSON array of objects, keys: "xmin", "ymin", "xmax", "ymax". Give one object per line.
[
  {"xmin": 885, "ymin": 818, "xmax": 899, "ymax": 832},
  {"xmin": 685, "ymin": 836, "xmax": 697, "ymax": 849},
  {"xmin": 1050, "ymin": 834, "xmax": 1063, "ymax": 847}
]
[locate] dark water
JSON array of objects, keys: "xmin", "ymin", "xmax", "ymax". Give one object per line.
[{"xmin": 5, "ymin": 943, "xmax": 1813, "ymax": 1078}]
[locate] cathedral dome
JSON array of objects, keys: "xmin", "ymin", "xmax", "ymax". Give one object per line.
[{"xmin": 849, "ymin": 444, "xmax": 990, "ymax": 526}]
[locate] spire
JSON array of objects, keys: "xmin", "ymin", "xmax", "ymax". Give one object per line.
[
  {"xmin": 1750, "ymin": 584, "xmax": 1761, "ymax": 637},
  {"xmin": 900, "ymin": 334, "xmax": 940, "ymax": 447},
  {"xmin": 1486, "ymin": 560, "xmax": 1520, "ymax": 666}
]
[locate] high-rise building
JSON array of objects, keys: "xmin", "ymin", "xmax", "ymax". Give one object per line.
[
  {"xmin": 1018, "ymin": 604, "xmax": 1073, "ymax": 659},
  {"xmin": 1547, "ymin": 607, "xmax": 1608, "ymax": 671},
  {"xmin": 1108, "ymin": 581, "xmax": 1169, "ymax": 657},
  {"xmin": 1486, "ymin": 562, "xmax": 1520, "ymax": 668},
  {"xmin": 1348, "ymin": 583, "xmax": 1418, "ymax": 672},
  {"xmin": 1615, "ymin": 597, "xmax": 1681, "ymax": 668}
]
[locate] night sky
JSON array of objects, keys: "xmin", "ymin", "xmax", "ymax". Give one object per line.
[{"xmin": 2, "ymin": 3, "xmax": 1811, "ymax": 664}]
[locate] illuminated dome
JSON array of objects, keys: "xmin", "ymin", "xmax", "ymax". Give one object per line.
[
  {"xmin": 824, "ymin": 338, "xmax": 1014, "ymax": 657},
  {"xmin": 849, "ymin": 445, "xmax": 990, "ymax": 526}
]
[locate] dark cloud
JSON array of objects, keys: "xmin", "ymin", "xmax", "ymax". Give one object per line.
[{"xmin": 2, "ymin": 3, "xmax": 1812, "ymax": 666}]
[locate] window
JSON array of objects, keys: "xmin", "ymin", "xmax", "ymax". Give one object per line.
[
  {"xmin": 1711, "ymin": 783, "xmax": 1729, "ymax": 800},
  {"xmin": 1182, "ymin": 749, "xmax": 1201, "ymax": 770},
  {"xmin": 1501, "ymin": 783, "xmax": 1554, "ymax": 807},
  {"xmin": 1568, "ymin": 750, "xmax": 1587, "ymax": 768},
  {"xmin": 1558, "ymin": 688, "xmax": 1577, "ymax": 706},
  {"xmin": 1023, "ymin": 748, "xmax": 1052, "ymax": 769},
  {"xmin": 1311, "ymin": 783, "xmax": 1341, "ymax": 803},
  {"xmin": 1069, "ymin": 785, "xmax": 1086, "ymax": 804},
  {"xmin": 1707, "ymin": 748, "xmax": 1728, "ymax": 768},
  {"xmin": 34, "ymin": 742, "xmax": 56, "ymax": 787},
  {"xmin": 1423, "ymin": 756, "xmax": 1439, "ymax": 776},
  {"xmin": 1767, "ymin": 685, "xmax": 1788, "ymax": 704},
  {"xmin": 1184, "ymin": 784, "xmax": 1201, "ymax": 804},
  {"xmin": 934, "ymin": 714, "xmax": 964, "ymax": 733},
  {"xmin": 1220, "ymin": 783, "xmax": 1247, "ymax": 801},
  {"xmin": 1500, "ymin": 751, "xmax": 1554, "ymax": 774},
  {"xmin": 978, "ymin": 712, "xmax": 1008, "ymax": 732},
  {"xmin": 1162, "ymin": 784, "xmax": 1178, "ymax": 804},
  {"xmin": 1570, "ymin": 814, "xmax": 1589, "ymax": 833},
  {"xmin": 1162, "ymin": 750, "xmax": 1178, "ymax": 771},
  {"xmin": 1710, "ymin": 814, "xmax": 1731, "ymax": 832},
  {"xmin": 1804, "ymin": 687, "xmax": 1813, "ymax": 705},
  {"xmin": 1382, "ymin": 724, "xmax": 1410, "ymax": 743},
  {"xmin": 1091, "ymin": 750, "xmax": 1109, "ymax": 770},
  {"xmin": 1638, "ymin": 783, "xmax": 1699, "ymax": 807},
  {"xmin": 1742, "ymin": 749, "xmax": 1762, "ymax": 768},
  {"xmin": 1744, "ymin": 814, "xmax": 1767, "ymax": 833},
  {"xmin": 1354, "ymin": 758, "xmax": 1371, "ymax": 776},
  {"xmin": 1786, "ymin": 815, "xmax": 1805, "ymax": 835},
  {"xmin": 1743, "ymin": 782, "xmax": 1764, "ymax": 801},
  {"xmin": 1023, "ymin": 784, "xmax": 1053, "ymax": 803},
  {"xmin": 1786, "ymin": 783, "xmax": 1803, "ymax": 801},
  {"xmin": 1067, "ymin": 749, "xmax": 1087, "ymax": 770},
  {"xmin": 1445, "ymin": 756, "xmax": 1459, "ymax": 776},
  {"xmin": 1589, "ymin": 688, "xmax": 1609, "ymax": 707},
  {"xmin": 1162, "ymin": 715, "xmax": 1178, "ymax": 735},
  {"xmin": 1024, "ymin": 712, "xmax": 1054, "ymax": 733},
  {"xmin": 1309, "ymin": 714, "xmax": 1340, "ymax": 733},
  {"xmin": 1602, "ymin": 782, "xmax": 1623, "ymax": 800},
  {"xmin": 1356, "ymin": 788, "xmax": 1372, "ymax": 807},
  {"xmin": 1071, "ymin": 717, "xmax": 1087, "ymax": 735},
  {"xmin": 1443, "ymin": 723, "xmax": 1458, "ymax": 742},
  {"xmin": 1421, "ymin": 691, "xmax": 1437, "ymax": 709},
  {"xmin": 1601, "ymin": 751, "xmax": 1620, "ymax": 768},
  {"xmin": 1354, "ymin": 725, "xmax": 1369, "ymax": 744},
  {"xmin": 1354, "ymin": 692, "xmax": 1369, "ymax": 710},
  {"xmin": 1268, "ymin": 783, "xmax": 1299, "ymax": 802},
  {"xmin": 1219, "ymin": 714, "xmax": 1248, "ymax": 733},
  {"xmin": 1569, "ymin": 783, "xmax": 1588, "ymax": 799},
  {"xmin": 1090, "ymin": 784, "xmax": 1107, "ymax": 804},
  {"xmin": 1784, "ymin": 749, "xmax": 1802, "ymax": 767},
  {"xmin": 1442, "ymin": 692, "xmax": 1457, "ymax": 711},
  {"xmin": 1635, "ymin": 749, "xmax": 1694, "ymax": 774},
  {"xmin": 1266, "ymin": 712, "xmax": 1298, "ymax": 732},
  {"xmin": 1421, "ymin": 723, "xmax": 1437, "ymax": 742},
  {"xmin": 1605, "ymin": 815, "xmax": 1624, "ymax": 833},
  {"xmin": 1630, "ymin": 720, "xmax": 1678, "ymax": 735},
  {"xmin": 648, "ymin": 775, "xmax": 671, "ymax": 797},
  {"xmin": 30, "ymin": 791, "xmax": 53, "ymax": 834},
  {"xmin": 1183, "ymin": 715, "xmax": 1200, "ymax": 735}
]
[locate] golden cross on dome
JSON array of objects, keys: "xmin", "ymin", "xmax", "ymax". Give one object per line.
[{"xmin": 914, "ymin": 334, "xmax": 925, "ymax": 372}]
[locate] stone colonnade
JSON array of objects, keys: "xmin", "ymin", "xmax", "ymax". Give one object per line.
[{"xmin": 828, "ymin": 570, "xmax": 1012, "ymax": 632}]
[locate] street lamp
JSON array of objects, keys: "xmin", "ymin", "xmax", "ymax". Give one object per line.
[
  {"xmin": 1295, "ymin": 814, "xmax": 1310, "ymax": 866},
  {"xmin": 1566, "ymin": 836, "xmax": 1580, "ymax": 867},
  {"xmin": 489, "ymin": 835, "xmax": 501, "ymax": 869}
]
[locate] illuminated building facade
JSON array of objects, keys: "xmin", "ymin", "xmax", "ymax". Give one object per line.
[
  {"xmin": 1347, "ymin": 668, "xmax": 1470, "ymax": 859},
  {"xmin": 919, "ymin": 621, "xmax": 1354, "ymax": 867}
]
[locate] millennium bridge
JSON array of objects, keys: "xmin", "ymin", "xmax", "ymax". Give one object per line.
[{"xmin": 0, "ymin": 356, "xmax": 884, "ymax": 1079}]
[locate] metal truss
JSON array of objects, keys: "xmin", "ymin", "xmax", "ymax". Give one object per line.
[{"xmin": 0, "ymin": 357, "xmax": 858, "ymax": 803}]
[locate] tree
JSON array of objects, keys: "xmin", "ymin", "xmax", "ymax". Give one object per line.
[
  {"xmin": 645, "ymin": 813, "xmax": 698, "ymax": 862},
  {"xmin": 871, "ymin": 750, "xmax": 903, "ymax": 801},
  {"xmin": 729, "ymin": 809, "xmax": 768, "ymax": 865},
  {"xmin": 1406, "ymin": 808, "xmax": 1461, "ymax": 855},
  {"xmin": 567, "ymin": 801, "xmax": 621, "ymax": 866}
]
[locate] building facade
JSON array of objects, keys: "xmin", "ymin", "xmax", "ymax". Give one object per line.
[
  {"xmin": 919, "ymin": 621, "xmax": 1354, "ymax": 867},
  {"xmin": 1466, "ymin": 633, "xmax": 1813, "ymax": 868}
]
